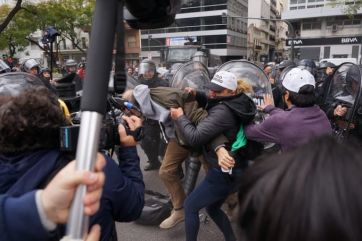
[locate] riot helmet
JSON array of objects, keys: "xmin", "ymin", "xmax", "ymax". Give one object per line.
[
  {"xmin": 138, "ymin": 58, "xmax": 156, "ymax": 80},
  {"xmin": 22, "ymin": 59, "xmax": 40, "ymax": 75},
  {"xmin": 65, "ymin": 59, "xmax": 78, "ymax": 74},
  {"xmin": 319, "ymin": 61, "xmax": 336, "ymax": 70},
  {"xmin": 0, "ymin": 59, "xmax": 11, "ymax": 74},
  {"xmin": 276, "ymin": 60, "xmax": 295, "ymax": 71},
  {"xmin": 297, "ymin": 59, "xmax": 317, "ymax": 76},
  {"xmin": 192, "ymin": 51, "xmax": 208, "ymax": 67},
  {"xmin": 39, "ymin": 67, "xmax": 51, "ymax": 81}
]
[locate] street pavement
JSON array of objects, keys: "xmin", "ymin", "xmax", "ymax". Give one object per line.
[{"xmin": 116, "ymin": 146, "xmax": 242, "ymax": 241}]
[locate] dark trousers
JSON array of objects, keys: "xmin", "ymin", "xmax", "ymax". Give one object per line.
[
  {"xmin": 184, "ymin": 167, "xmax": 240, "ymax": 241},
  {"xmin": 141, "ymin": 119, "xmax": 162, "ymax": 165}
]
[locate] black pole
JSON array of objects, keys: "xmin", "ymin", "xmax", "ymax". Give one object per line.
[
  {"xmin": 65, "ymin": 0, "xmax": 119, "ymax": 239},
  {"xmin": 50, "ymin": 42, "xmax": 53, "ymax": 80},
  {"xmin": 114, "ymin": 2, "xmax": 126, "ymax": 94}
]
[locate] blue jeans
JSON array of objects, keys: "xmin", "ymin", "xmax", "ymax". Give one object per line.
[{"xmin": 184, "ymin": 167, "xmax": 241, "ymax": 241}]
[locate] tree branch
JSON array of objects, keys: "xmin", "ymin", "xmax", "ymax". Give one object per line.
[
  {"xmin": 0, "ymin": 0, "xmax": 23, "ymax": 34},
  {"xmin": 25, "ymin": 36, "xmax": 49, "ymax": 54}
]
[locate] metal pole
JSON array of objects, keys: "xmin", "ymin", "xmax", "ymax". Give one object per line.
[
  {"xmin": 50, "ymin": 42, "xmax": 53, "ymax": 80},
  {"xmin": 62, "ymin": 0, "xmax": 118, "ymax": 240},
  {"xmin": 148, "ymin": 33, "xmax": 151, "ymax": 59}
]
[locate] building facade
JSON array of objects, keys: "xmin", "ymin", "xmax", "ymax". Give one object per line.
[
  {"xmin": 140, "ymin": 0, "xmax": 248, "ymax": 64},
  {"xmin": 282, "ymin": 0, "xmax": 362, "ymax": 63},
  {"xmin": 247, "ymin": 0, "xmax": 289, "ymax": 62}
]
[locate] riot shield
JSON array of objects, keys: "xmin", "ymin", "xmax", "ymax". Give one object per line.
[
  {"xmin": 217, "ymin": 60, "xmax": 274, "ymax": 111},
  {"xmin": 125, "ymin": 73, "xmax": 140, "ymax": 90},
  {"xmin": 170, "ymin": 61, "xmax": 210, "ymax": 90},
  {"xmin": 325, "ymin": 63, "xmax": 362, "ymax": 139}
]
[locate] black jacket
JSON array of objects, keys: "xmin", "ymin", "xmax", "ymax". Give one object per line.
[{"xmin": 175, "ymin": 91, "xmax": 256, "ymax": 167}]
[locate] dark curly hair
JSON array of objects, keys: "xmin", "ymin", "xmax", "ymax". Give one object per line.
[{"xmin": 0, "ymin": 86, "xmax": 66, "ymax": 153}]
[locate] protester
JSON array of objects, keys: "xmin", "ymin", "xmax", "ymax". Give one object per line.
[
  {"xmin": 238, "ymin": 135, "xmax": 362, "ymax": 241},
  {"xmin": 0, "ymin": 156, "xmax": 106, "ymax": 241},
  {"xmin": 170, "ymin": 71, "xmax": 256, "ymax": 241},
  {"xmin": 0, "ymin": 72, "xmax": 144, "ymax": 241},
  {"xmin": 243, "ymin": 67, "xmax": 332, "ymax": 152}
]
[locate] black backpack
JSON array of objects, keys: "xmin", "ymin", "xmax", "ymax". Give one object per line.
[{"xmin": 135, "ymin": 189, "xmax": 172, "ymax": 226}]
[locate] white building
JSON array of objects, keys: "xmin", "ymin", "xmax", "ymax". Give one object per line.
[
  {"xmin": 140, "ymin": 0, "xmax": 248, "ymax": 63},
  {"xmin": 247, "ymin": 0, "xmax": 289, "ymax": 62},
  {"xmin": 282, "ymin": 0, "xmax": 362, "ymax": 63}
]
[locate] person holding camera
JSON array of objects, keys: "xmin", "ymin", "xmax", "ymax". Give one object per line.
[{"xmin": 0, "ymin": 72, "xmax": 144, "ymax": 241}]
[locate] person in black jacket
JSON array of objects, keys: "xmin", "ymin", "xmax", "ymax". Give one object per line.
[{"xmin": 170, "ymin": 71, "xmax": 256, "ymax": 241}]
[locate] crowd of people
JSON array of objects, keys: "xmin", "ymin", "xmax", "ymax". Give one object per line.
[{"xmin": 1, "ymin": 52, "xmax": 362, "ymax": 241}]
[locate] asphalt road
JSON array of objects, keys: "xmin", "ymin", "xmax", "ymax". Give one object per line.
[{"xmin": 115, "ymin": 146, "xmax": 242, "ymax": 241}]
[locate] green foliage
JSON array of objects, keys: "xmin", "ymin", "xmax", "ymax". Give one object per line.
[
  {"xmin": 0, "ymin": 0, "xmax": 95, "ymax": 55},
  {"xmin": 328, "ymin": 0, "xmax": 362, "ymax": 16},
  {"xmin": 0, "ymin": 3, "xmax": 38, "ymax": 55}
]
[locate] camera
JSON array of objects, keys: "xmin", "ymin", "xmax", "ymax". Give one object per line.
[{"xmin": 59, "ymin": 85, "xmax": 143, "ymax": 154}]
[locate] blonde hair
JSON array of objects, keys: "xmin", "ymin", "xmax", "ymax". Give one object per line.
[{"xmin": 236, "ymin": 79, "xmax": 253, "ymax": 94}]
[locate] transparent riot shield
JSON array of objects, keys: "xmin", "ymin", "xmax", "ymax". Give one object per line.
[
  {"xmin": 325, "ymin": 63, "xmax": 362, "ymax": 139},
  {"xmin": 170, "ymin": 61, "xmax": 210, "ymax": 90},
  {"xmin": 125, "ymin": 74, "xmax": 140, "ymax": 90},
  {"xmin": 170, "ymin": 61, "xmax": 210, "ymax": 195},
  {"xmin": 217, "ymin": 60, "xmax": 274, "ymax": 117}
]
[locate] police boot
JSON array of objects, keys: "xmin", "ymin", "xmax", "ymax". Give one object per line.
[{"xmin": 159, "ymin": 208, "xmax": 184, "ymax": 229}]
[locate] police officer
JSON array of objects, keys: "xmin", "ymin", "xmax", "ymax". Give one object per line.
[
  {"xmin": 64, "ymin": 59, "xmax": 83, "ymax": 91},
  {"xmin": 138, "ymin": 58, "xmax": 169, "ymax": 171},
  {"xmin": 192, "ymin": 51, "xmax": 208, "ymax": 67},
  {"xmin": 297, "ymin": 59, "xmax": 317, "ymax": 77},
  {"xmin": 39, "ymin": 67, "xmax": 57, "ymax": 94},
  {"xmin": 323, "ymin": 64, "xmax": 362, "ymax": 144},
  {"xmin": 270, "ymin": 60, "xmax": 295, "ymax": 109},
  {"xmin": 316, "ymin": 61, "xmax": 336, "ymax": 106},
  {"xmin": 21, "ymin": 58, "xmax": 40, "ymax": 76}
]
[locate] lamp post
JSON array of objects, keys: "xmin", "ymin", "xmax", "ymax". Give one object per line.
[
  {"xmin": 221, "ymin": 13, "xmax": 295, "ymax": 62},
  {"xmin": 148, "ymin": 33, "xmax": 151, "ymax": 59},
  {"xmin": 41, "ymin": 26, "xmax": 60, "ymax": 79}
]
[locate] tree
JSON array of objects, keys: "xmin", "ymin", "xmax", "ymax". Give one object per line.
[
  {"xmin": 34, "ymin": 0, "xmax": 95, "ymax": 54},
  {"xmin": 0, "ymin": 0, "xmax": 95, "ymax": 56},
  {"xmin": 0, "ymin": 0, "xmax": 23, "ymax": 34},
  {"xmin": 328, "ymin": 0, "xmax": 362, "ymax": 15},
  {"xmin": 0, "ymin": 3, "xmax": 38, "ymax": 56}
]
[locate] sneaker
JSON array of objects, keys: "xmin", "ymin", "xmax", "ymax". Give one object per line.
[
  {"xmin": 159, "ymin": 209, "xmax": 184, "ymax": 229},
  {"xmin": 144, "ymin": 162, "xmax": 161, "ymax": 171}
]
